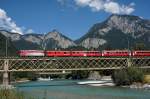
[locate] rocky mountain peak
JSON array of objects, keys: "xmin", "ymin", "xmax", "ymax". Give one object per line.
[
  {"xmin": 108, "ymin": 14, "xmax": 141, "ymax": 22},
  {"xmin": 22, "ymin": 34, "xmax": 43, "ymax": 45},
  {"xmin": 46, "ymin": 30, "xmax": 61, "ymax": 39},
  {"xmin": 45, "ymin": 30, "xmax": 76, "ymax": 49},
  {"xmin": 107, "ymin": 14, "xmax": 150, "ymax": 37},
  {"xmin": 77, "ymin": 14, "xmax": 150, "ymax": 49},
  {"xmin": 0, "ymin": 30, "xmax": 21, "ymax": 41}
]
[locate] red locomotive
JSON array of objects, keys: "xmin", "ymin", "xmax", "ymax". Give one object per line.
[
  {"xmin": 18, "ymin": 50, "xmax": 150, "ymax": 57},
  {"xmin": 18, "ymin": 50, "xmax": 44, "ymax": 57}
]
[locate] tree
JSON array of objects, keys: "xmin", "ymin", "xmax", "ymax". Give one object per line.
[
  {"xmin": 112, "ymin": 67, "xmax": 144, "ymax": 86},
  {"xmin": 134, "ymin": 42, "xmax": 145, "ymax": 50}
]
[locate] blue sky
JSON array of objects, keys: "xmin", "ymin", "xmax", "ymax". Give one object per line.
[{"xmin": 0, "ymin": 0, "xmax": 149, "ymax": 40}]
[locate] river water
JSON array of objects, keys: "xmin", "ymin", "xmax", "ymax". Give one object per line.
[{"xmin": 15, "ymin": 80, "xmax": 150, "ymax": 99}]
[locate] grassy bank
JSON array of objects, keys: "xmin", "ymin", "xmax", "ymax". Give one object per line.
[{"xmin": 0, "ymin": 89, "xmax": 34, "ymax": 99}]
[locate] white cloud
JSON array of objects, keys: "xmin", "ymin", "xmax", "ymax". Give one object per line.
[
  {"xmin": 74, "ymin": 0, "xmax": 135, "ymax": 14},
  {"xmin": 88, "ymin": 0, "xmax": 104, "ymax": 11},
  {"xmin": 25, "ymin": 29, "xmax": 34, "ymax": 34},
  {"xmin": 75, "ymin": 0, "xmax": 91, "ymax": 6},
  {"xmin": 0, "ymin": 8, "xmax": 34, "ymax": 34},
  {"xmin": 0, "ymin": 8, "xmax": 24, "ymax": 34},
  {"xmin": 0, "ymin": 8, "xmax": 35, "ymax": 34},
  {"xmin": 104, "ymin": 1, "xmax": 135, "ymax": 14},
  {"xmin": 104, "ymin": 2, "xmax": 120, "ymax": 14}
]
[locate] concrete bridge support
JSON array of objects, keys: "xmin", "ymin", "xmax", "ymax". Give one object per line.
[
  {"xmin": 127, "ymin": 58, "xmax": 132, "ymax": 67},
  {"xmin": 2, "ymin": 59, "xmax": 9, "ymax": 88}
]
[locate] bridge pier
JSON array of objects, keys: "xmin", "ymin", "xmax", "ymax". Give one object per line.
[
  {"xmin": 3, "ymin": 59, "xmax": 9, "ymax": 88},
  {"xmin": 1, "ymin": 59, "xmax": 13, "ymax": 89},
  {"xmin": 127, "ymin": 58, "xmax": 132, "ymax": 67}
]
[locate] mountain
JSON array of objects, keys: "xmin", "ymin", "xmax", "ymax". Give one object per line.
[
  {"xmin": 76, "ymin": 14, "xmax": 150, "ymax": 49},
  {"xmin": 45, "ymin": 30, "xmax": 76, "ymax": 49},
  {"xmin": 0, "ymin": 14, "xmax": 150, "ymax": 50},
  {"xmin": 0, "ymin": 30, "xmax": 42, "ymax": 50},
  {"xmin": 0, "ymin": 30, "xmax": 76, "ymax": 50},
  {"xmin": 0, "ymin": 32, "xmax": 17, "ymax": 56}
]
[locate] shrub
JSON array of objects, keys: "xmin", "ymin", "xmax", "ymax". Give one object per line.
[
  {"xmin": 112, "ymin": 69, "xmax": 130, "ymax": 86},
  {"xmin": 144, "ymin": 75, "xmax": 150, "ymax": 84},
  {"xmin": 127, "ymin": 67, "xmax": 144, "ymax": 83},
  {"xmin": 112, "ymin": 67, "xmax": 144, "ymax": 86}
]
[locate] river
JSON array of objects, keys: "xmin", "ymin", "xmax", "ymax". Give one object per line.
[{"xmin": 14, "ymin": 80, "xmax": 150, "ymax": 99}]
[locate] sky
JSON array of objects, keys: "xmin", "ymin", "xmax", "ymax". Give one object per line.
[{"xmin": 0, "ymin": 0, "xmax": 149, "ymax": 40}]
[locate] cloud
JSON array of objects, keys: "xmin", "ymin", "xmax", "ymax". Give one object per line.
[
  {"xmin": 25, "ymin": 29, "xmax": 34, "ymax": 34},
  {"xmin": 75, "ymin": 0, "xmax": 104, "ymax": 11},
  {"xmin": 104, "ymin": 1, "xmax": 135, "ymax": 14},
  {"xmin": 0, "ymin": 8, "xmax": 24, "ymax": 34},
  {"xmin": 60, "ymin": 0, "xmax": 135, "ymax": 14}
]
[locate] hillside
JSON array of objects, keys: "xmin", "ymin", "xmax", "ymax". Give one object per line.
[{"xmin": 0, "ymin": 32, "xmax": 17, "ymax": 56}]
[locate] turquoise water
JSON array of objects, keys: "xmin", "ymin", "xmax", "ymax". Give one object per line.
[{"xmin": 15, "ymin": 80, "xmax": 150, "ymax": 99}]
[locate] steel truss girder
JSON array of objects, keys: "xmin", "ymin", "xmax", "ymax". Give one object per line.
[{"xmin": 0, "ymin": 57, "xmax": 149, "ymax": 72}]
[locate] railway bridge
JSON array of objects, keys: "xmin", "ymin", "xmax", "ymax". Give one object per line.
[{"xmin": 0, "ymin": 57, "xmax": 150, "ymax": 88}]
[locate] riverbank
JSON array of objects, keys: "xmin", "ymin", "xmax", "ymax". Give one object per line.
[
  {"xmin": 129, "ymin": 82, "xmax": 150, "ymax": 89},
  {"xmin": 78, "ymin": 80, "xmax": 150, "ymax": 89},
  {"xmin": 11, "ymin": 78, "xmax": 30, "ymax": 84}
]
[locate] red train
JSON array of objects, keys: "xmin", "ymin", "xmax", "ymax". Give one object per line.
[
  {"xmin": 18, "ymin": 50, "xmax": 44, "ymax": 56},
  {"xmin": 18, "ymin": 50, "xmax": 150, "ymax": 57}
]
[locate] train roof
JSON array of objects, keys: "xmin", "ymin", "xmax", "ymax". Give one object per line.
[{"xmin": 103, "ymin": 50, "xmax": 130, "ymax": 52}]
